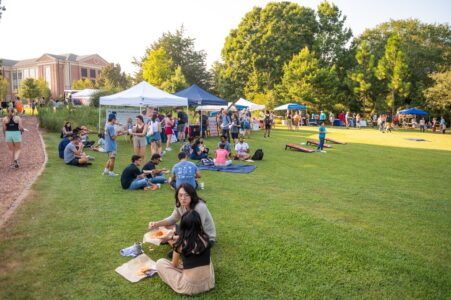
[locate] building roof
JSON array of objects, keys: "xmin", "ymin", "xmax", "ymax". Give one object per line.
[
  {"xmin": 0, "ymin": 59, "xmax": 19, "ymax": 66},
  {"xmin": 1, "ymin": 53, "xmax": 107, "ymax": 67}
]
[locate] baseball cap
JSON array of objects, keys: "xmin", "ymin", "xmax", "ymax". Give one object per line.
[{"xmin": 108, "ymin": 113, "xmax": 116, "ymax": 120}]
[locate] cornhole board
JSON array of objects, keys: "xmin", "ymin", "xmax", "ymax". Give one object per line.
[
  {"xmin": 285, "ymin": 144, "xmax": 315, "ymax": 153},
  {"xmin": 325, "ymin": 138, "xmax": 346, "ymax": 145},
  {"xmin": 306, "ymin": 140, "xmax": 332, "ymax": 148}
]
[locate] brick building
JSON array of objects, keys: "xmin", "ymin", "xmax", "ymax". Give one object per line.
[{"xmin": 0, "ymin": 53, "xmax": 109, "ymax": 100}]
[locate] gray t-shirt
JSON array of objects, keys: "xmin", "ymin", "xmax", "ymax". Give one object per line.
[
  {"xmin": 64, "ymin": 142, "xmax": 77, "ymax": 163},
  {"xmin": 165, "ymin": 201, "xmax": 216, "ymax": 241}
]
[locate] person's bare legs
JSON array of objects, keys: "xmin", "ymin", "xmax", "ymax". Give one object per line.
[
  {"xmin": 166, "ymin": 134, "xmax": 172, "ymax": 150},
  {"xmin": 7, "ymin": 142, "xmax": 15, "ymax": 165},
  {"xmin": 140, "ymin": 146, "xmax": 146, "ymax": 162},
  {"xmin": 13, "ymin": 142, "xmax": 21, "ymax": 162}
]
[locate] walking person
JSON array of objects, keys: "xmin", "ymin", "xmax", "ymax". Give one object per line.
[
  {"xmin": 264, "ymin": 110, "xmax": 271, "ymax": 138},
  {"xmin": 2, "ymin": 107, "xmax": 24, "ymax": 168},
  {"xmin": 102, "ymin": 114, "xmax": 121, "ymax": 176},
  {"xmin": 31, "ymin": 100, "xmax": 37, "ymax": 116},
  {"xmin": 440, "ymin": 116, "xmax": 447, "ymax": 134},
  {"xmin": 286, "ymin": 110, "xmax": 293, "ymax": 130},
  {"xmin": 164, "ymin": 113, "xmax": 174, "ymax": 151},
  {"xmin": 147, "ymin": 113, "xmax": 162, "ymax": 157},
  {"xmin": 317, "ymin": 121, "xmax": 326, "ymax": 153}
]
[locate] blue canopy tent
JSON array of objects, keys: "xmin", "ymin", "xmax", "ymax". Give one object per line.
[
  {"xmin": 398, "ymin": 108, "xmax": 428, "ymax": 116},
  {"xmin": 174, "ymin": 84, "xmax": 228, "ymax": 135}
]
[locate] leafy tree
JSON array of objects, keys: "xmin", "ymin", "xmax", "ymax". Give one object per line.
[
  {"xmin": 424, "ymin": 70, "xmax": 451, "ymax": 117},
  {"xmin": 161, "ymin": 65, "xmax": 188, "ymax": 93},
  {"xmin": 348, "ymin": 41, "xmax": 376, "ymax": 114},
  {"xmin": 142, "ymin": 47, "xmax": 174, "ymax": 88},
  {"xmin": 135, "ymin": 26, "xmax": 210, "ymax": 88},
  {"xmin": 36, "ymin": 79, "xmax": 50, "ymax": 100},
  {"xmin": 355, "ymin": 19, "xmax": 451, "ymax": 107},
  {"xmin": 278, "ymin": 47, "xmax": 341, "ymax": 110},
  {"xmin": 96, "ymin": 63, "xmax": 131, "ymax": 90},
  {"xmin": 376, "ymin": 34, "xmax": 411, "ymax": 116},
  {"xmin": 314, "ymin": 1, "xmax": 353, "ymax": 69},
  {"xmin": 72, "ymin": 78, "xmax": 94, "ymax": 90},
  {"xmin": 19, "ymin": 78, "xmax": 40, "ymax": 102},
  {"xmin": 0, "ymin": 75, "xmax": 8, "ymax": 101},
  {"xmin": 219, "ymin": 2, "xmax": 318, "ymax": 101}
]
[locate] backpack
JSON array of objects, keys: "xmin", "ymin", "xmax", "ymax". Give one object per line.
[
  {"xmin": 181, "ymin": 112, "xmax": 188, "ymax": 123},
  {"xmin": 251, "ymin": 149, "xmax": 264, "ymax": 160},
  {"xmin": 201, "ymin": 158, "xmax": 214, "ymax": 166}
]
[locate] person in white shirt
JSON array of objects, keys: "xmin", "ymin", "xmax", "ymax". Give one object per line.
[{"xmin": 234, "ymin": 137, "xmax": 250, "ymax": 160}]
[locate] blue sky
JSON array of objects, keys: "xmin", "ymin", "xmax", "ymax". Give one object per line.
[{"xmin": 0, "ymin": 0, "xmax": 449, "ymax": 74}]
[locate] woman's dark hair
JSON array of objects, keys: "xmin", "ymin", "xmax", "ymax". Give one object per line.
[
  {"xmin": 173, "ymin": 210, "xmax": 209, "ymax": 256},
  {"xmin": 136, "ymin": 115, "xmax": 144, "ymax": 123},
  {"xmin": 219, "ymin": 143, "xmax": 225, "ymax": 149},
  {"xmin": 98, "ymin": 132, "xmax": 105, "ymax": 139},
  {"xmin": 64, "ymin": 121, "xmax": 72, "ymax": 130},
  {"xmin": 166, "ymin": 113, "xmax": 172, "ymax": 118},
  {"xmin": 175, "ymin": 183, "xmax": 204, "ymax": 209}
]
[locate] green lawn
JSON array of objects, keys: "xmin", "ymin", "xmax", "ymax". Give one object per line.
[{"xmin": 1, "ymin": 127, "xmax": 450, "ymax": 299}]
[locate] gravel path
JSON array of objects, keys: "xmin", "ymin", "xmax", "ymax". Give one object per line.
[{"xmin": 0, "ymin": 116, "xmax": 46, "ymax": 227}]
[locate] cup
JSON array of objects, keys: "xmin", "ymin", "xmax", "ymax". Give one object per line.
[{"xmin": 200, "ymin": 182, "xmax": 205, "ymax": 190}]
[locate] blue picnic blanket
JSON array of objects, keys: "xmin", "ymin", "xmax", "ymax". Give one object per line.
[{"xmin": 196, "ymin": 163, "xmax": 256, "ymax": 173}]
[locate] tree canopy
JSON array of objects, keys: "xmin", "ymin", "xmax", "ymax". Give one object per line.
[{"xmin": 96, "ymin": 63, "xmax": 131, "ymax": 90}]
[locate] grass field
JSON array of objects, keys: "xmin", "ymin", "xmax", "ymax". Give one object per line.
[{"xmin": 0, "ymin": 126, "xmax": 450, "ymax": 299}]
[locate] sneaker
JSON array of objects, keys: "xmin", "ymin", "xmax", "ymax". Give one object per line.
[
  {"xmin": 166, "ymin": 148, "xmax": 172, "ymax": 151},
  {"xmin": 108, "ymin": 171, "xmax": 118, "ymax": 176},
  {"xmin": 87, "ymin": 156, "xmax": 95, "ymax": 161},
  {"xmin": 320, "ymin": 150, "xmax": 327, "ymax": 153}
]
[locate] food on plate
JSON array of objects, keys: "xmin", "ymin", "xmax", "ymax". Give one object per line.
[
  {"xmin": 151, "ymin": 230, "xmax": 165, "ymax": 238},
  {"xmin": 138, "ymin": 266, "xmax": 149, "ymax": 275}
]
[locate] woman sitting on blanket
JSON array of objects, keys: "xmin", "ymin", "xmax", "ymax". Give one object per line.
[
  {"xmin": 156, "ymin": 209, "xmax": 215, "ymax": 295},
  {"xmin": 214, "ymin": 143, "xmax": 231, "ymax": 166},
  {"xmin": 190, "ymin": 139, "xmax": 208, "ymax": 160}
]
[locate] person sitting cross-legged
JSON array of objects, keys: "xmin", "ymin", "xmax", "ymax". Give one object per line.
[
  {"xmin": 234, "ymin": 137, "xmax": 251, "ymax": 161},
  {"xmin": 170, "ymin": 152, "xmax": 202, "ymax": 190},
  {"xmin": 142, "ymin": 153, "xmax": 168, "ymax": 184},
  {"xmin": 63, "ymin": 135, "xmax": 90, "ymax": 166},
  {"xmin": 214, "ymin": 143, "xmax": 232, "ymax": 166},
  {"xmin": 121, "ymin": 155, "xmax": 159, "ymax": 191}
]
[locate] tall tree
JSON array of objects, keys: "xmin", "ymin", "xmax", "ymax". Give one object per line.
[
  {"xmin": 19, "ymin": 78, "xmax": 40, "ymax": 102},
  {"xmin": 278, "ymin": 47, "xmax": 341, "ymax": 110},
  {"xmin": 96, "ymin": 63, "xmax": 131, "ymax": 90},
  {"xmin": 348, "ymin": 41, "xmax": 376, "ymax": 114},
  {"xmin": 314, "ymin": 1, "xmax": 353, "ymax": 69},
  {"xmin": 0, "ymin": 75, "xmax": 8, "ymax": 101},
  {"xmin": 219, "ymin": 2, "xmax": 318, "ymax": 101},
  {"xmin": 424, "ymin": 70, "xmax": 451, "ymax": 117},
  {"xmin": 161, "ymin": 65, "xmax": 188, "ymax": 93},
  {"xmin": 355, "ymin": 19, "xmax": 451, "ymax": 107},
  {"xmin": 135, "ymin": 26, "xmax": 210, "ymax": 88},
  {"xmin": 142, "ymin": 47, "xmax": 174, "ymax": 89},
  {"xmin": 36, "ymin": 79, "xmax": 50, "ymax": 99},
  {"xmin": 376, "ymin": 34, "xmax": 411, "ymax": 116}
]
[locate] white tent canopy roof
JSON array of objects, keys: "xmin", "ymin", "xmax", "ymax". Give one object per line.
[
  {"xmin": 235, "ymin": 98, "xmax": 265, "ymax": 111},
  {"xmin": 195, "ymin": 105, "xmax": 228, "ymax": 111},
  {"xmin": 99, "ymin": 81, "xmax": 188, "ymax": 107},
  {"xmin": 72, "ymin": 89, "xmax": 98, "ymax": 98}
]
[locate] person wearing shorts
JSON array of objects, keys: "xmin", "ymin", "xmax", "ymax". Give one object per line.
[
  {"xmin": 132, "ymin": 115, "xmax": 148, "ymax": 161},
  {"xmin": 64, "ymin": 135, "xmax": 89, "ymax": 166},
  {"xmin": 147, "ymin": 113, "xmax": 162, "ymax": 157},
  {"xmin": 2, "ymin": 107, "xmax": 23, "ymax": 168},
  {"xmin": 103, "ymin": 114, "xmax": 120, "ymax": 176},
  {"xmin": 164, "ymin": 113, "xmax": 174, "ymax": 151}
]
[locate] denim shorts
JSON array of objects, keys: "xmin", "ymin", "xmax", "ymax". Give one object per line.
[{"xmin": 5, "ymin": 131, "xmax": 22, "ymax": 143}]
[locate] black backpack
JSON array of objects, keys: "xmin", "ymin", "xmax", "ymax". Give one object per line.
[{"xmin": 251, "ymin": 149, "xmax": 264, "ymax": 160}]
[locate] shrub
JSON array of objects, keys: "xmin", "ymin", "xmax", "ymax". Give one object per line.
[{"xmin": 37, "ymin": 106, "xmax": 102, "ymax": 133}]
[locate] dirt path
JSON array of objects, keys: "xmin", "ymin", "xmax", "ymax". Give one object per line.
[{"xmin": 0, "ymin": 116, "xmax": 47, "ymax": 227}]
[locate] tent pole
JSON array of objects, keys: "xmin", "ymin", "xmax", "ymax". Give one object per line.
[
  {"xmin": 98, "ymin": 104, "xmax": 101, "ymax": 133},
  {"xmin": 186, "ymin": 104, "xmax": 189, "ymax": 138},
  {"xmin": 200, "ymin": 108, "xmax": 202, "ymax": 138}
]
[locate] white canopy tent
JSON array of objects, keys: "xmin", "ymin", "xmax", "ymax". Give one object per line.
[
  {"xmin": 98, "ymin": 81, "xmax": 188, "ymax": 130},
  {"xmin": 235, "ymin": 98, "xmax": 265, "ymax": 111},
  {"xmin": 71, "ymin": 89, "xmax": 98, "ymax": 106}
]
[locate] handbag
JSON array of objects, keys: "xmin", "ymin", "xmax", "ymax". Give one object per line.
[{"xmin": 146, "ymin": 122, "xmax": 154, "ymax": 136}]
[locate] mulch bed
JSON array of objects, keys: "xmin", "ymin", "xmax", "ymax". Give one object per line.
[{"xmin": 0, "ymin": 116, "xmax": 46, "ymax": 226}]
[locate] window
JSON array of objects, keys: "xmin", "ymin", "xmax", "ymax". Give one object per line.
[
  {"xmin": 90, "ymin": 69, "xmax": 96, "ymax": 78},
  {"xmin": 45, "ymin": 66, "xmax": 51, "ymax": 89},
  {"xmin": 81, "ymin": 68, "xmax": 88, "ymax": 77},
  {"xmin": 91, "ymin": 79, "xmax": 96, "ymax": 85},
  {"xmin": 12, "ymin": 71, "xmax": 22, "ymax": 91}
]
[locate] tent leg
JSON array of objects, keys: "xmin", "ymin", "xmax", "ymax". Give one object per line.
[
  {"xmin": 200, "ymin": 109, "xmax": 202, "ymax": 138},
  {"xmin": 98, "ymin": 105, "xmax": 101, "ymax": 133}
]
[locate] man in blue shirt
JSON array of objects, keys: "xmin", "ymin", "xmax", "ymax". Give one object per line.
[
  {"xmin": 58, "ymin": 135, "xmax": 71, "ymax": 159},
  {"xmin": 317, "ymin": 121, "xmax": 326, "ymax": 153},
  {"xmin": 103, "ymin": 114, "xmax": 121, "ymax": 176},
  {"xmin": 170, "ymin": 152, "xmax": 202, "ymax": 189}
]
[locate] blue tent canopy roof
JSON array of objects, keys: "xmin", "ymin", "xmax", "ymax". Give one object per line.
[
  {"xmin": 398, "ymin": 108, "xmax": 428, "ymax": 116},
  {"xmin": 274, "ymin": 103, "xmax": 307, "ymax": 110},
  {"xmin": 174, "ymin": 84, "xmax": 228, "ymax": 106}
]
